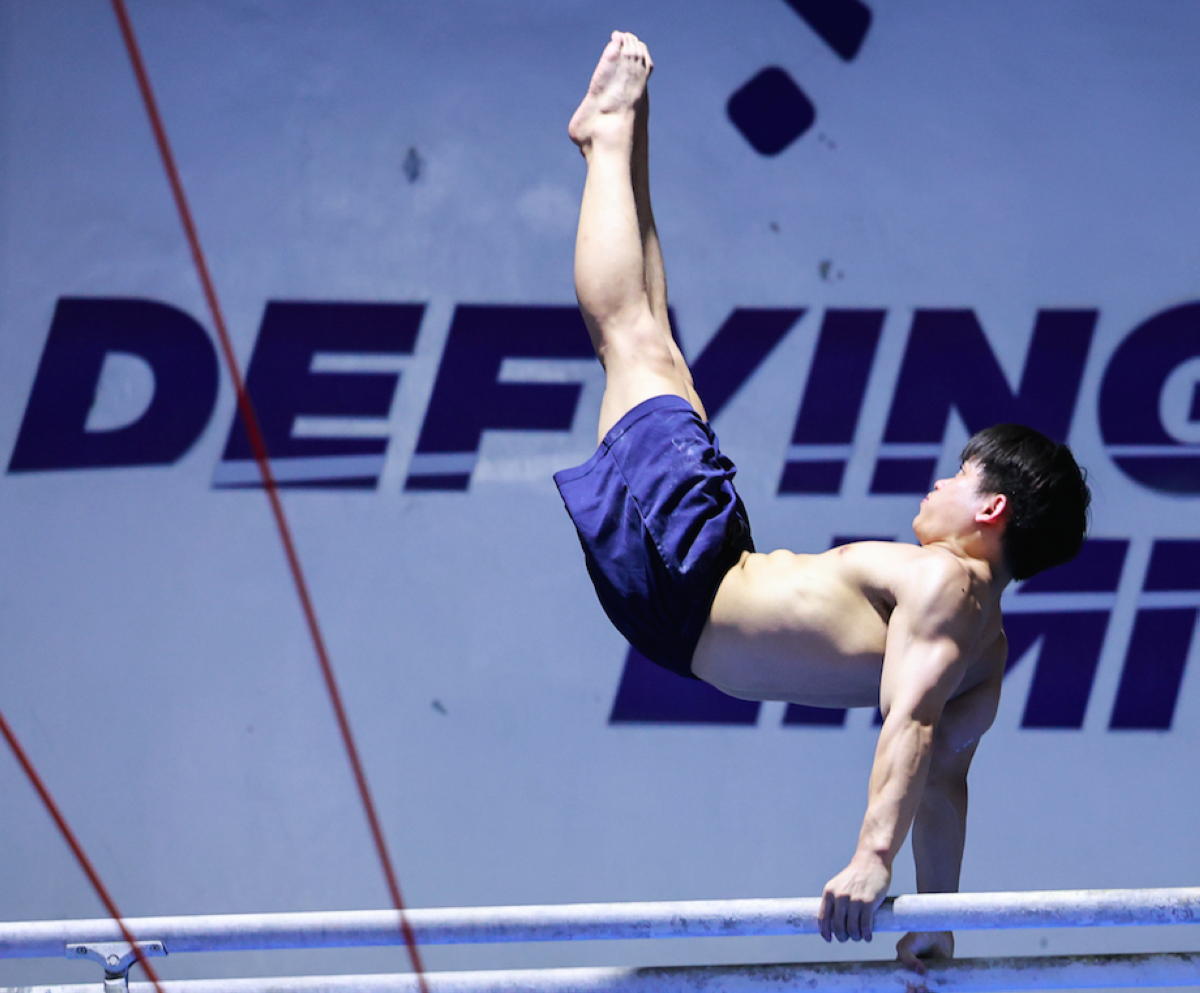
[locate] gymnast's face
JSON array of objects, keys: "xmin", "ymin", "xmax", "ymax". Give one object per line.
[{"xmin": 912, "ymin": 460, "xmax": 994, "ymax": 544}]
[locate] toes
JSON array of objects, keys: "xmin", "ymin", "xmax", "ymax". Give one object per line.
[
  {"xmin": 616, "ymin": 31, "xmax": 651, "ymax": 71},
  {"xmin": 634, "ymin": 37, "xmax": 652, "ymax": 71}
]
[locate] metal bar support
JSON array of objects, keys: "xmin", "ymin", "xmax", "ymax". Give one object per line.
[{"xmin": 63, "ymin": 939, "xmax": 168, "ymax": 993}]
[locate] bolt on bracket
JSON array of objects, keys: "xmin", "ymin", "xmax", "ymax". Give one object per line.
[{"xmin": 66, "ymin": 940, "xmax": 167, "ymax": 992}]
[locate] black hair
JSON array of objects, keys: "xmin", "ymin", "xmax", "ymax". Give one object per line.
[{"xmin": 960, "ymin": 424, "xmax": 1090, "ymax": 581}]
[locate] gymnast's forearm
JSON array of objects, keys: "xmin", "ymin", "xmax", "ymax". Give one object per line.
[
  {"xmin": 856, "ymin": 711, "xmax": 936, "ymax": 868},
  {"xmin": 912, "ymin": 766, "xmax": 969, "ymax": 894}
]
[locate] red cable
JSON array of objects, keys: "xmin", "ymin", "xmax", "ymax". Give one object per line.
[
  {"xmin": 107, "ymin": 2, "xmax": 429, "ymax": 988},
  {"xmin": 0, "ymin": 710, "xmax": 166, "ymax": 993}
]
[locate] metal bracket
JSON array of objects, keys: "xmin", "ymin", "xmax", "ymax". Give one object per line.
[{"xmin": 66, "ymin": 940, "xmax": 167, "ymax": 992}]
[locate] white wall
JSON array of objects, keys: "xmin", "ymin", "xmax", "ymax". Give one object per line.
[{"xmin": 1, "ymin": 0, "xmax": 1198, "ymax": 986}]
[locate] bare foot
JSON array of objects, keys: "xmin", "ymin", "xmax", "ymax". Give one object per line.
[{"xmin": 568, "ymin": 31, "xmax": 653, "ymax": 150}]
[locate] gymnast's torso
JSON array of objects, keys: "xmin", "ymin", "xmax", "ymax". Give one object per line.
[{"xmin": 691, "ymin": 540, "xmax": 1008, "ymax": 712}]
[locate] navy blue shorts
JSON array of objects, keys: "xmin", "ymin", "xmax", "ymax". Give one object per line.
[{"xmin": 554, "ymin": 395, "xmax": 754, "ymax": 678}]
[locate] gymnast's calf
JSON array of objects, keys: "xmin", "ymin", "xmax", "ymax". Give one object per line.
[{"xmin": 553, "ymin": 32, "xmax": 1090, "ymax": 969}]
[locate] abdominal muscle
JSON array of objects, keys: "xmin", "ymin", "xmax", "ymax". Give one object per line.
[{"xmin": 690, "ymin": 547, "xmax": 893, "ymax": 707}]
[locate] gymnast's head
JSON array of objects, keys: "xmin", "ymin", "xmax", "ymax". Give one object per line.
[{"xmin": 959, "ymin": 423, "xmax": 1090, "ymax": 580}]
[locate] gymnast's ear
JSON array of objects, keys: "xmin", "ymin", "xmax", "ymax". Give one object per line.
[{"xmin": 976, "ymin": 491, "xmax": 1008, "ymax": 526}]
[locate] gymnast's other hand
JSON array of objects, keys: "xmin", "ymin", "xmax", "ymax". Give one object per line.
[
  {"xmin": 897, "ymin": 929, "xmax": 954, "ymax": 970},
  {"xmin": 818, "ymin": 853, "xmax": 891, "ymax": 942},
  {"xmin": 897, "ymin": 930, "xmax": 954, "ymax": 993}
]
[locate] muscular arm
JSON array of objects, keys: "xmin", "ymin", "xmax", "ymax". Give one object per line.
[
  {"xmin": 912, "ymin": 669, "xmax": 1001, "ymax": 894},
  {"xmin": 894, "ymin": 663, "xmax": 1002, "ymax": 966},
  {"xmin": 820, "ymin": 557, "xmax": 981, "ymax": 943},
  {"xmin": 912, "ymin": 735, "xmax": 972, "ymax": 893}
]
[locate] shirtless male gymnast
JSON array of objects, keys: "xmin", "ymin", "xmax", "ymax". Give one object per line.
[{"xmin": 553, "ymin": 32, "xmax": 1090, "ymax": 967}]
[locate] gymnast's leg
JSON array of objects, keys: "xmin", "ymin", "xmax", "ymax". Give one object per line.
[{"xmin": 569, "ymin": 31, "xmax": 705, "ymax": 443}]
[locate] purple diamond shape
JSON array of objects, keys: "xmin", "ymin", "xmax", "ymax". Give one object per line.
[{"xmin": 727, "ymin": 66, "xmax": 815, "ymax": 156}]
